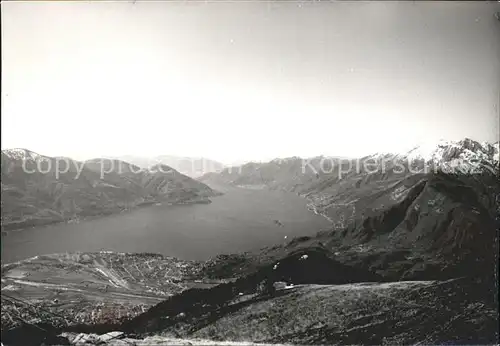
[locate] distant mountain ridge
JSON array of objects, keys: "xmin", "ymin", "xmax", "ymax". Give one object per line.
[
  {"xmin": 1, "ymin": 149, "xmax": 217, "ymax": 230},
  {"xmin": 200, "ymin": 138, "xmax": 499, "ymax": 191},
  {"xmin": 111, "ymin": 155, "xmax": 225, "ymax": 178}
]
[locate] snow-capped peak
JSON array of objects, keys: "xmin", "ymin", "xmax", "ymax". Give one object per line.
[
  {"xmin": 2, "ymin": 148, "xmax": 43, "ymax": 161},
  {"xmin": 493, "ymin": 142, "xmax": 499, "ymax": 163},
  {"xmin": 404, "ymin": 141, "xmax": 445, "ymax": 162},
  {"xmin": 398, "ymin": 138, "xmax": 498, "ymax": 174}
]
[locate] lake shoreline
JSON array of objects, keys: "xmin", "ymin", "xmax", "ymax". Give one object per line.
[
  {"xmin": 211, "ymin": 182, "xmax": 335, "ymax": 224},
  {"xmin": 2, "ymin": 186, "xmax": 331, "ymax": 264},
  {"xmin": 1, "ymin": 197, "xmax": 214, "ymax": 234}
]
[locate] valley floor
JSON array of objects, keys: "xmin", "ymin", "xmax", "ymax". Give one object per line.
[{"xmin": 1, "ymin": 252, "xmax": 222, "ymax": 331}]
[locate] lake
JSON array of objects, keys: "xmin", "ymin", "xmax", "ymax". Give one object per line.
[{"xmin": 1, "ymin": 185, "xmax": 331, "ymax": 263}]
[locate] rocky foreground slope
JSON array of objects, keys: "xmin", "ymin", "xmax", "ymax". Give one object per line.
[
  {"xmin": 122, "ymin": 278, "xmax": 496, "ymax": 345},
  {"xmin": 1, "ymin": 149, "xmax": 217, "ymax": 230}
]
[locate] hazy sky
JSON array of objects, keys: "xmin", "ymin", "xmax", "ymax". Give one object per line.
[{"xmin": 2, "ymin": 1, "xmax": 499, "ymax": 164}]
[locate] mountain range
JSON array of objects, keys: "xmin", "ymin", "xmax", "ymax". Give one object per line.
[
  {"xmin": 1, "ymin": 149, "xmax": 217, "ymax": 231},
  {"xmin": 1, "ymin": 138, "xmax": 498, "ymax": 345},
  {"xmin": 199, "ymin": 139, "xmax": 499, "ymax": 280}
]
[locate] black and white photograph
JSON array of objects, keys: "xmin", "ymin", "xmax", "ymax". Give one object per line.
[{"xmin": 1, "ymin": 1, "xmax": 499, "ymax": 345}]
